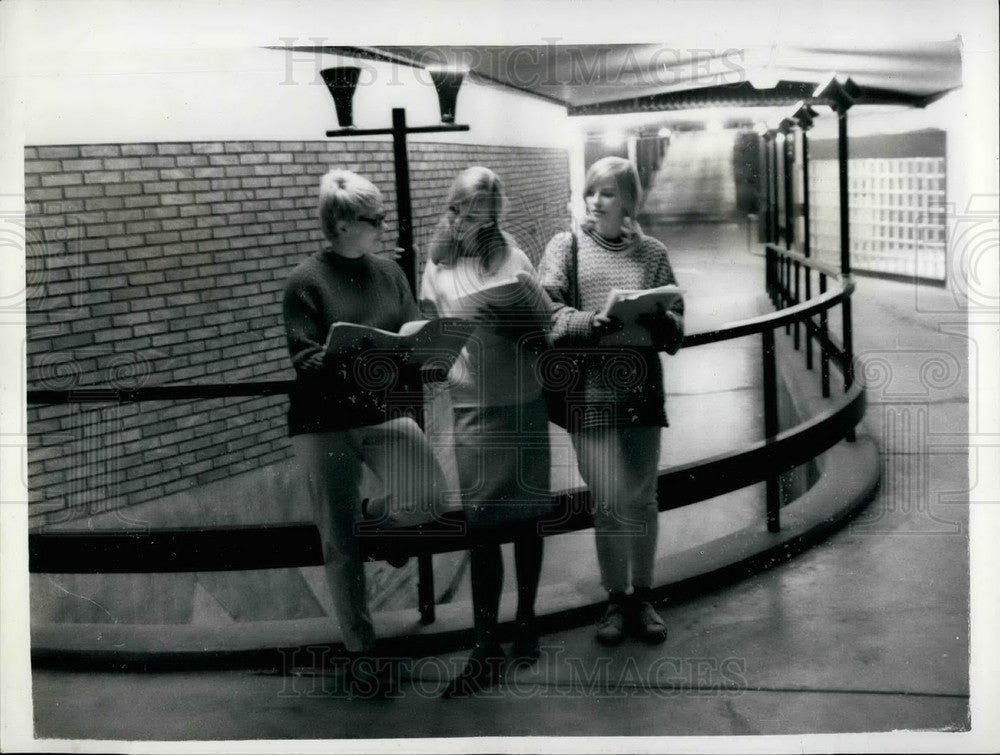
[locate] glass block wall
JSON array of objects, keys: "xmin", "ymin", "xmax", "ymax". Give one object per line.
[{"xmin": 809, "ymin": 157, "xmax": 947, "ymax": 282}]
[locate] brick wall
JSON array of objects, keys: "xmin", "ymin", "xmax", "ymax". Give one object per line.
[{"xmin": 25, "ymin": 140, "xmax": 571, "ymax": 526}]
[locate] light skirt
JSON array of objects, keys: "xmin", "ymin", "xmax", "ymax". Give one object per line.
[{"xmin": 451, "ymin": 396, "xmax": 553, "ymax": 529}]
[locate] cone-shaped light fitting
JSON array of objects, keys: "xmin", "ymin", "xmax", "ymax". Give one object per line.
[
  {"xmin": 320, "ymin": 67, "xmax": 362, "ymax": 128},
  {"xmin": 428, "ymin": 67, "xmax": 467, "ymax": 124}
]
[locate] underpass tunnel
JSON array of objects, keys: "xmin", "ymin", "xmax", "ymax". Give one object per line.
[{"xmin": 11, "ymin": 13, "xmax": 994, "ymax": 743}]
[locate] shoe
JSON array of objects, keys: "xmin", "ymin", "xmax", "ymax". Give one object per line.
[
  {"xmin": 595, "ymin": 603, "xmax": 627, "ymax": 646},
  {"xmin": 632, "ymin": 601, "xmax": 667, "ymax": 645},
  {"xmin": 510, "ymin": 620, "xmax": 540, "ymax": 664},
  {"xmin": 441, "ymin": 643, "xmax": 506, "ymax": 699}
]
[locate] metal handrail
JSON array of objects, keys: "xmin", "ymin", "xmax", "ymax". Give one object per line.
[
  {"xmin": 684, "ymin": 285, "xmax": 849, "ymax": 347},
  {"xmin": 29, "ymin": 384, "xmax": 864, "ymax": 573},
  {"xmin": 26, "ymin": 286, "xmax": 852, "ymax": 406}
]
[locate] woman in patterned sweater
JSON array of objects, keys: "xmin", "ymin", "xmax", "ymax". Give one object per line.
[{"xmin": 538, "ymin": 156, "xmax": 684, "ymax": 646}]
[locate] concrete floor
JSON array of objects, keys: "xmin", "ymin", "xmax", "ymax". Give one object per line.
[
  {"xmin": 28, "ymin": 222, "xmax": 973, "ymax": 745},
  {"xmin": 30, "ymin": 495, "xmax": 968, "ymax": 738}
]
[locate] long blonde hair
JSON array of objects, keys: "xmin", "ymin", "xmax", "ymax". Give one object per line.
[{"xmin": 429, "ymin": 166, "xmax": 508, "ymax": 274}]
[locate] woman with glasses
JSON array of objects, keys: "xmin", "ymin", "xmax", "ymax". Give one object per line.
[
  {"xmin": 538, "ymin": 156, "xmax": 684, "ymax": 648},
  {"xmin": 283, "ymin": 169, "xmax": 445, "ymax": 694},
  {"xmin": 421, "ymin": 166, "xmax": 554, "ymax": 697}
]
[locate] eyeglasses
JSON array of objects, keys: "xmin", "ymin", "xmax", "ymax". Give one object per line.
[{"xmin": 357, "ymin": 214, "xmax": 385, "ymax": 228}]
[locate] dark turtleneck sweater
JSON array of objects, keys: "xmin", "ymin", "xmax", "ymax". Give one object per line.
[{"xmin": 282, "ymin": 247, "xmax": 419, "ymax": 434}]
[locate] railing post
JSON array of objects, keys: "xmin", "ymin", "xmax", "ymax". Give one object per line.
[
  {"xmin": 803, "ymin": 265, "xmax": 812, "ymax": 366},
  {"xmin": 417, "ymin": 553, "xmax": 436, "ymax": 624},
  {"xmin": 842, "ymin": 295, "xmax": 856, "ymax": 442},
  {"xmin": 783, "ymin": 256, "xmax": 791, "ymax": 334},
  {"xmin": 793, "ymin": 260, "xmax": 801, "ymax": 350},
  {"xmin": 819, "ymin": 273, "xmax": 830, "ymax": 398},
  {"xmin": 778, "ymin": 254, "xmax": 784, "ymax": 307},
  {"xmin": 772, "ymin": 248, "xmax": 779, "ymax": 304},
  {"xmin": 762, "ymin": 328, "xmax": 780, "ymax": 532},
  {"xmin": 765, "ymin": 244, "xmax": 774, "ymax": 303},
  {"xmin": 826, "ymin": 80, "xmax": 858, "ymax": 442},
  {"xmin": 787, "ymin": 258, "xmax": 793, "ymax": 313},
  {"xmin": 773, "ymin": 249, "xmax": 780, "ymax": 303},
  {"xmin": 784, "ymin": 257, "xmax": 789, "ymax": 308}
]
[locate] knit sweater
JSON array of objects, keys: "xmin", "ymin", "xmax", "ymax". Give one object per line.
[
  {"xmin": 282, "ymin": 247, "xmax": 420, "ymax": 434},
  {"xmin": 538, "ymin": 227, "xmax": 683, "ymax": 430},
  {"xmin": 420, "ymin": 243, "xmax": 551, "ymax": 408}
]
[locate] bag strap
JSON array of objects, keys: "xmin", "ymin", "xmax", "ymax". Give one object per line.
[{"xmin": 569, "ymin": 230, "xmax": 579, "ymax": 309}]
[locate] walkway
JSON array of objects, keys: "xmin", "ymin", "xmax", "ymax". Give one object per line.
[
  {"xmin": 30, "ymin": 218, "xmax": 970, "ymax": 740},
  {"xmin": 642, "ymin": 130, "xmax": 738, "ymax": 223}
]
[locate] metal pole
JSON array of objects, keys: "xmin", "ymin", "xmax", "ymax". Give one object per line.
[
  {"xmin": 783, "ymin": 126, "xmax": 799, "ymax": 348},
  {"xmin": 783, "ymin": 131, "xmax": 795, "ymax": 251},
  {"xmin": 392, "ymin": 108, "xmax": 417, "ymax": 295},
  {"xmin": 391, "ymin": 110, "xmax": 435, "ymax": 604},
  {"xmin": 770, "ymin": 134, "xmax": 790, "ymax": 331},
  {"xmin": 802, "ymin": 127, "xmax": 813, "ymax": 370},
  {"xmin": 770, "ymin": 132, "xmax": 780, "ymax": 244},
  {"xmin": 836, "ymin": 106, "xmax": 856, "ymax": 443},
  {"xmin": 837, "ymin": 109, "xmax": 851, "ymax": 279},
  {"xmin": 760, "ymin": 133, "xmax": 772, "ymax": 244},
  {"xmin": 801, "ymin": 128, "xmax": 812, "ymax": 259}
]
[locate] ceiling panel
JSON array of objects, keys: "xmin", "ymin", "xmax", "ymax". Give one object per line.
[{"xmin": 291, "ymin": 40, "xmax": 962, "ymax": 115}]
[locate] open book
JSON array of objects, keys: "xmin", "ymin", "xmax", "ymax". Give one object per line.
[
  {"xmin": 323, "ymin": 317, "xmax": 477, "ymax": 371},
  {"xmin": 443, "ymin": 272, "xmax": 551, "ymax": 329},
  {"xmin": 597, "ymin": 284, "xmax": 685, "ymax": 347},
  {"xmin": 448, "ymin": 272, "xmax": 536, "ymax": 313}
]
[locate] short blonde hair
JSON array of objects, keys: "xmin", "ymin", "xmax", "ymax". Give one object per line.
[
  {"xmin": 581, "ymin": 156, "xmax": 643, "ymax": 239},
  {"xmin": 318, "ymin": 169, "xmax": 384, "ymax": 243}
]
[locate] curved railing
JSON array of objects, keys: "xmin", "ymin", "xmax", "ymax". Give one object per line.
[{"xmin": 28, "ymin": 243, "xmax": 863, "ymax": 626}]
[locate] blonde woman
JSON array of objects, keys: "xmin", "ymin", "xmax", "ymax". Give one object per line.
[
  {"xmin": 283, "ymin": 169, "xmax": 446, "ymax": 694},
  {"xmin": 538, "ymin": 156, "xmax": 684, "ymax": 647},
  {"xmin": 421, "ymin": 167, "xmax": 553, "ymax": 697}
]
